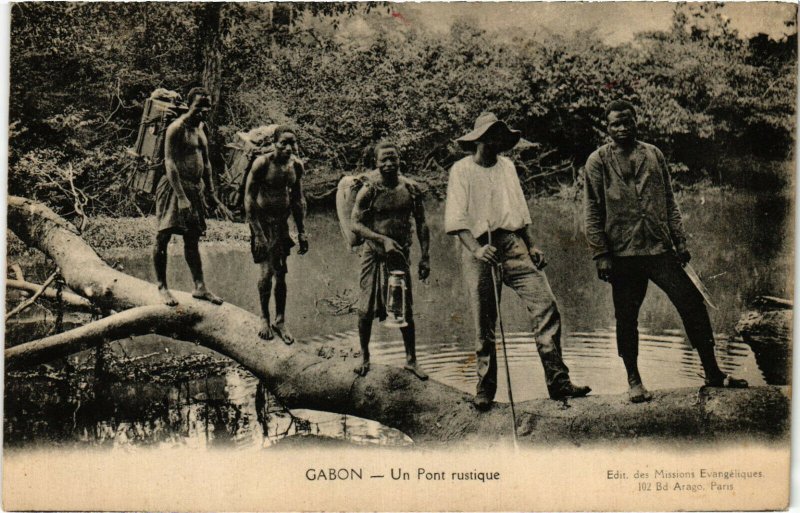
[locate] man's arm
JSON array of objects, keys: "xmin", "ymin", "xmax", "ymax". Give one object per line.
[
  {"xmin": 656, "ymin": 149, "xmax": 688, "ymax": 258},
  {"xmin": 584, "ymin": 154, "xmax": 612, "ymax": 258},
  {"xmin": 411, "ymin": 185, "xmax": 431, "ymax": 280},
  {"xmin": 244, "ymin": 156, "xmax": 268, "ymax": 243},
  {"xmin": 453, "ymin": 229, "xmax": 495, "ymax": 263},
  {"xmin": 517, "ymin": 226, "xmax": 535, "ymax": 249},
  {"xmin": 164, "ymin": 122, "xmax": 189, "ymax": 210},
  {"xmin": 506, "ymin": 162, "xmax": 545, "ymax": 268},
  {"xmin": 198, "ymin": 129, "xmax": 232, "ymax": 220},
  {"xmin": 290, "ymin": 159, "xmax": 308, "ymax": 254},
  {"xmin": 517, "ymin": 225, "xmax": 547, "ymax": 269},
  {"xmin": 584, "ymin": 153, "xmax": 613, "ymax": 281},
  {"xmin": 512, "ymin": 173, "xmax": 536, "ymax": 251},
  {"xmin": 351, "ymin": 186, "xmax": 403, "ymax": 254},
  {"xmin": 444, "ymin": 165, "xmax": 498, "ymax": 265},
  {"xmin": 199, "ymin": 129, "xmax": 214, "ymax": 196}
]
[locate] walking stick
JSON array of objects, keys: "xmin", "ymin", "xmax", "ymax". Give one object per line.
[{"xmin": 487, "ymin": 228, "xmax": 519, "ymax": 447}]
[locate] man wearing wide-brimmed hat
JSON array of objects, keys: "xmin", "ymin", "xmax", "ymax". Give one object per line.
[{"xmin": 445, "ymin": 112, "xmax": 591, "ymax": 410}]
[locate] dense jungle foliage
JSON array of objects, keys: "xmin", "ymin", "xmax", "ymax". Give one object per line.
[{"xmin": 8, "ymin": 2, "xmax": 797, "ymax": 218}]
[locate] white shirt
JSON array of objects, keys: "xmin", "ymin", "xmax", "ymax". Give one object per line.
[{"xmin": 444, "ymin": 156, "xmax": 532, "ymax": 237}]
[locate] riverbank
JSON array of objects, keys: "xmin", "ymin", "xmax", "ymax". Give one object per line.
[
  {"xmin": 7, "ymin": 216, "xmax": 252, "ymax": 270},
  {"xmin": 7, "ymin": 186, "xmax": 761, "ymax": 257}
]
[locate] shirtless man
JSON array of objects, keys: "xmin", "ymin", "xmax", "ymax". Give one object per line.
[
  {"xmin": 245, "ymin": 126, "xmax": 308, "ymax": 344},
  {"xmin": 350, "ymin": 142, "xmax": 430, "ymax": 380},
  {"xmin": 154, "ymin": 87, "xmax": 224, "ymax": 306}
]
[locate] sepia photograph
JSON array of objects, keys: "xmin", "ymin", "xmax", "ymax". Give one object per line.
[{"xmin": 3, "ymin": 1, "xmax": 796, "ymax": 511}]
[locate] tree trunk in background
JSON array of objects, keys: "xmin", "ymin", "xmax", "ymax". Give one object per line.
[
  {"xmin": 197, "ymin": 3, "xmax": 226, "ymax": 181},
  {"xmin": 6, "ymin": 196, "xmax": 791, "ymax": 447},
  {"xmin": 199, "ymin": 3, "xmax": 223, "ymax": 122}
]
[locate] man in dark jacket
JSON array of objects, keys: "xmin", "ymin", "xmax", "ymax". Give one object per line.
[{"xmin": 584, "ymin": 100, "xmax": 747, "ymax": 403}]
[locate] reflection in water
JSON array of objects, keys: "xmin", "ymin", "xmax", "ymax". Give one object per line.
[
  {"xmin": 5, "ymin": 362, "xmax": 412, "ymax": 450},
  {"xmin": 4, "ymin": 191, "xmax": 789, "ymax": 449},
  {"xmin": 2, "ymin": 327, "xmax": 767, "ymax": 450}
]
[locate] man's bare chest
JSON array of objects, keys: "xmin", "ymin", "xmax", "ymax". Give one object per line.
[
  {"xmin": 259, "ymin": 163, "xmax": 297, "ymax": 191},
  {"xmin": 371, "ymin": 186, "xmax": 413, "ymax": 217},
  {"xmin": 177, "ymin": 126, "xmax": 203, "ymax": 152}
]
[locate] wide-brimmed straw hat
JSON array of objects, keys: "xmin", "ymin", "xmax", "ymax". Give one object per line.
[{"xmin": 456, "ymin": 112, "xmax": 522, "ymax": 153}]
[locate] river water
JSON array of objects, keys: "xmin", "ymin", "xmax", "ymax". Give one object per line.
[{"xmin": 4, "ymin": 190, "xmax": 792, "ymax": 448}]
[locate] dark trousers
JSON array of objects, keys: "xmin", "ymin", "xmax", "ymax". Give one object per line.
[{"xmin": 611, "ymin": 253, "xmax": 714, "ymax": 359}]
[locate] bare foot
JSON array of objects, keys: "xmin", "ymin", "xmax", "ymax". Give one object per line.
[
  {"xmin": 272, "ymin": 323, "xmax": 295, "ymax": 345},
  {"xmin": 354, "ymin": 361, "xmax": 370, "ymax": 377},
  {"xmin": 258, "ymin": 320, "xmax": 274, "ymax": 340},
  {"xmin": 628, "ymin": 383, "xmax": 653, "ymax": 403},
  {"xmin": 158, "ymin": 287, "xmax": 178, "ymax": 306},
  {"xmin": 192, "ymin": 286, "xmax": 223, "ymax": 305},
  {"xmin": 404, "ymin": 362, "xmax": 429, "ymax": 381}
]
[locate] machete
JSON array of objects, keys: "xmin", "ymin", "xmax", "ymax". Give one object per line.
[{"xmin": 683, "ymin": 262, "xmax": 718, "ymax": 310}]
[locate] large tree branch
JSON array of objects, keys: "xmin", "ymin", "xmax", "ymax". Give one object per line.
[
  {"xmin": 6, "ymin": 305, "xmax": 200, "ymax": 368},
  {"xmin": 6, "ymin": 196, "xmax": 789, "ymax": 445},
  {"xmin": 6, "ymin": 279, "xmax": 93, "ymax": 310}
]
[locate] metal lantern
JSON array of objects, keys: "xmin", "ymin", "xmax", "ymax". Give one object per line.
[{"xmin": 383, "ymin": 270, "xmax": 408, "ymax": 328}]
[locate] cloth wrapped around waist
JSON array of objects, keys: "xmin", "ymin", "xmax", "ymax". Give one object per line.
[
  {"xmin": 358, "ymin": 245, "xmax": 412, "ymax": 321},
  {"xmin": 249, "ymin": 216, "xmax": 295, "ymax": 271},
  {"xmin": 155, "ymin": 176, "xmax": 207, "ymax": 235}
]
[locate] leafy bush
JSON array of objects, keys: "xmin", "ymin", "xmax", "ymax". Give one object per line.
[{"xmin": 8, "ymin": 3, "xmax": 796, "ymax": 216}]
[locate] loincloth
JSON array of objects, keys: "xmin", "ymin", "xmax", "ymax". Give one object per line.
[
  {"xmin": 358, "ymin": 243, "xmax": 412, "ymax": 321},
  {"xmin": 250, "ymin": 216, "xmax": 295, "ymax": 273},
  {"xmin": 155, "ymin": 176, "xmax": 207, "ymax": 236}
]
